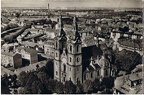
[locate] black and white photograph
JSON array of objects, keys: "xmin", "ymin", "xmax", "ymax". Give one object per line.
[{"xmin": 1, "ymin": 0, "xmax": 144, "ymax": 94}]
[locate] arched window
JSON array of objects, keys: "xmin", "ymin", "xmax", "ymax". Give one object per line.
[
  {"xmin": 56, "ymin": 71, "xmax": 58, "ymax": 75},
  {"xmin": 56, "ymin": 52, "xmax": 58, "ymax": 57},
  {"xmin": 77, "ymin": 78, "xmax": 80, "ymax": 84},
  {"xmin": 84, "ymin": 74, "xmax": 86, "ymax": 80},
  {"xmin": 70, "ymin": 57, "xmax": 72, "ymax": 62},
  {"xmin": 63, "ymin": 64, "xmax": 66, "ymax": 72},
  {"xmin": 77, "ymin": 57, "xmax": 80, "ymax": 62},
  {"xmin": 56, "ymin": 42, "xmax": 58, "ymax": 48},
  {"xmin": 97, "ymin": 70, "xmax": 100, "ymax": 76},
  {"xmin": 70, "ymin": 45, "xmax": 72, "ymax": 52},
  {"xmin": 63, "ymin": 77, "xmax": 66, "ymax": 82},
  {"xmin": 77, "ymin": 45, "xmax": 79, "ymax": 52},
  {"xmin": 91, "ymin": 72, "xmax": 93, "ymax": 78}
]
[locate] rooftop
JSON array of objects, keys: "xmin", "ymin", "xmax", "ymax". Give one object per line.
[
  {"xmin": 1, "ymin": 51, "xmax": 16, "ymax": 57},
  {"xmin": 1, "ymin": 66, "xmax": 14, "ymax": 76},
  {"xmin": 14, "ymin": 61, "xmax": 47, "ymax": 75},
  {"xmin": 16, "ymin": 47, "xmax": 37, "ymax": 54}
]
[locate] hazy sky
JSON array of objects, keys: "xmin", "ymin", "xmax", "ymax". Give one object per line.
[{"xmin": 2, "ymin": 0, "xmax": 142, "ymax": 8}]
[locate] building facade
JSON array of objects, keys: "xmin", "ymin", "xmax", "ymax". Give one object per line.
[
  {"xmin": 1, "ymin": 51, "xmax": 22, "ymax": 68},
  {"xmin": 16, "ymin": 47, "xmax": 38, "ymax": 64}
]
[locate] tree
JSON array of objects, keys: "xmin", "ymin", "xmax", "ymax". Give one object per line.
[
  {"xmin": 63, "ymin": 80, "xmax": 76, "ymax": 94},
  {"xmin": 83, "ymin": 80, "xmax": 93, "ymax": 93},
  {"xmin": 115, "ymin": 50, "xmax": 141, "ymax": 71},
  {"xmin": 17, "ymin": 71, "xmax": 28, "ymax": 86},
  {"xmin": 1, "ymin": 74, "xmax": 9, "ymax": 86},
  {"xmin": 45, "ymin": 60, "xmax": 54, "ymax": 78},
  {"xmin": 31, "ymin": 80, "xmax": 46, "ymax": 94},
  {"xmin": 37, "ymin": 71, "xmax": 50, "ymax": 83},
  {"xmin": 25, "ymin": 72, "xmax": 39, "ymax": 87},
  {"xmin": 76, "ymin": 83, "xmax": 84, "ymax": 93},
  {"xmin": 101, "ymin": 77, "xmax": 114, "ymax": 89},
  {"xmin": 45, "ymin": 78, "xmax": 56, "ymax": 93},
  {"xmin": 92, "ymin": 78, "xmax": 100, "ymax": 92},
  {"xmin": 17, "ymin": 87, "xmax": 25, "ymax": 94},
  {"xmin": 54, "ymin": 81, "xmax": 64, "ymax": 94}
]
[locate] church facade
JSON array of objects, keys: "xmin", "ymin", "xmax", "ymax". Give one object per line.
[{"xmin": 54, "ymin": 16, "xmax": 111, "ymax": 84}]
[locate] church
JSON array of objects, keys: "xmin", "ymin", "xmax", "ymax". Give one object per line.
[{"xmin": 54, "ymin": 16, "xmax": 112, "ymax": 84}]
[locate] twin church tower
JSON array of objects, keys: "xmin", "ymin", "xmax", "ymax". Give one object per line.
[{"xmin": 54, "ymin": 16, "xmax": 83, "ymax": 84}]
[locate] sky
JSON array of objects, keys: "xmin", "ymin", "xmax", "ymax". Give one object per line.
[{"xmin": 1, "ymin": 0, "xmax": 142, "ymax": 8}]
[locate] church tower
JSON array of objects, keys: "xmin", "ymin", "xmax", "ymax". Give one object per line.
[
  {"xmin": 67, "ymin": 16, "xmax": 82, "ymax": 84},
  {"xmin": 54, "ymin": 15, "xmax": 67, "ymax": 81}
]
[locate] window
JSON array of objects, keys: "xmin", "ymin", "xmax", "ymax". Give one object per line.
[
  {"xmin": 63, "ymin": 77, "xmax": 66, "ymax": 82},
  {"xmin": 47, "ymin": 49, "xmax": 49, "ymax": 53},
  {"xmin": 77, "ymin": 45, "xmax": 79, "ymax": 52},
  {"xmin": 70, "ymin": 45, "xmax": 72, "ymax": 52},
  {"xmin": 97, "ymin": 70, "xmax": 100, "ymax": 76},
  {"xmin": 84, "ymin": 74, "xmax": 86, "ymax": 80},
  {"xmin": 56, "ymin": 42, "xmax": 58, "ymax": 48},
  {"xmin": 91, "ymin": 72, "xmax": 93, "ymax": 78},
  {"xmin": 70, "ymin": 57, "xmax": 72, "ymax": 62},
  {"xmin": 63, "ymin": 64, "xmax": 66, "ymax": 72},
  {"xmin": 77, "ymin": 57, "xmax": 80, "ymax": 62},
  {"xmin": 77, "ymin": 78, "xmax": 80, "ymax": 84},
  {"xmin": 56, "ymin": 71, "xmax": 58, "ymax": 75},
  {"xmin": 77, "ymin": 67, "xmax": 79, "ymax": 71},
  {"xmin": 105, "ymin": 70, "xmax": 108, "ymax": 75},
  {"xmin": 70, "ymin": 67, "xmax": 71, "ymax": 71},
  {"xmin": 56, "ymin": 53, "xmax": 58, "ymax": 57}
]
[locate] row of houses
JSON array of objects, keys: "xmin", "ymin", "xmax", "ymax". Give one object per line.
[{"xmin": 1, "ymin": 46, "xmax": 38, "ymax": 68}]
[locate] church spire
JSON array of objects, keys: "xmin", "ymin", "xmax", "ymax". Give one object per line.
[
  {"xmin": 58, "ymin": 15, "xmax": 63, "ymax": 29},
  {"xmin": 57, "ymin": 15, "xmax": 66, "ymax": 41},
  {"xmin": 73, "ymin": 16, "xmax": 81, "ymax": 41}
]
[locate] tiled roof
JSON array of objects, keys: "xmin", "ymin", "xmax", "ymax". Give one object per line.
[
  {"xmin": 1, "ymin": 51, "xmax": 15, "ymax": 57},
  {"xmin": 92, "ymin": 45, "xmax": 103, "ymax": 59},
  {"xmin": 22, "ymin": 41, "xmax": 38, "ymax": 47},
  {"xmin": 129, "ymin": 72, "xmax": 143, "ymax": 81},
  {"xmin": 46, "ymin": 28, "xmax": 55, "ymax": 32},
  {"xmin": 82, "ymin": 34, "xmax": 95, "ymax": 47},
  {"xmin": 24, "ymin": 33, "xmax": 44, "ymax": 40},
  {"xmin": 118, "ymin": 38, "xmax": 142, "ymax": 49},
  {"xmin": 17, "ymin": 47, "xmax": 37, "ymax": 54}
]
